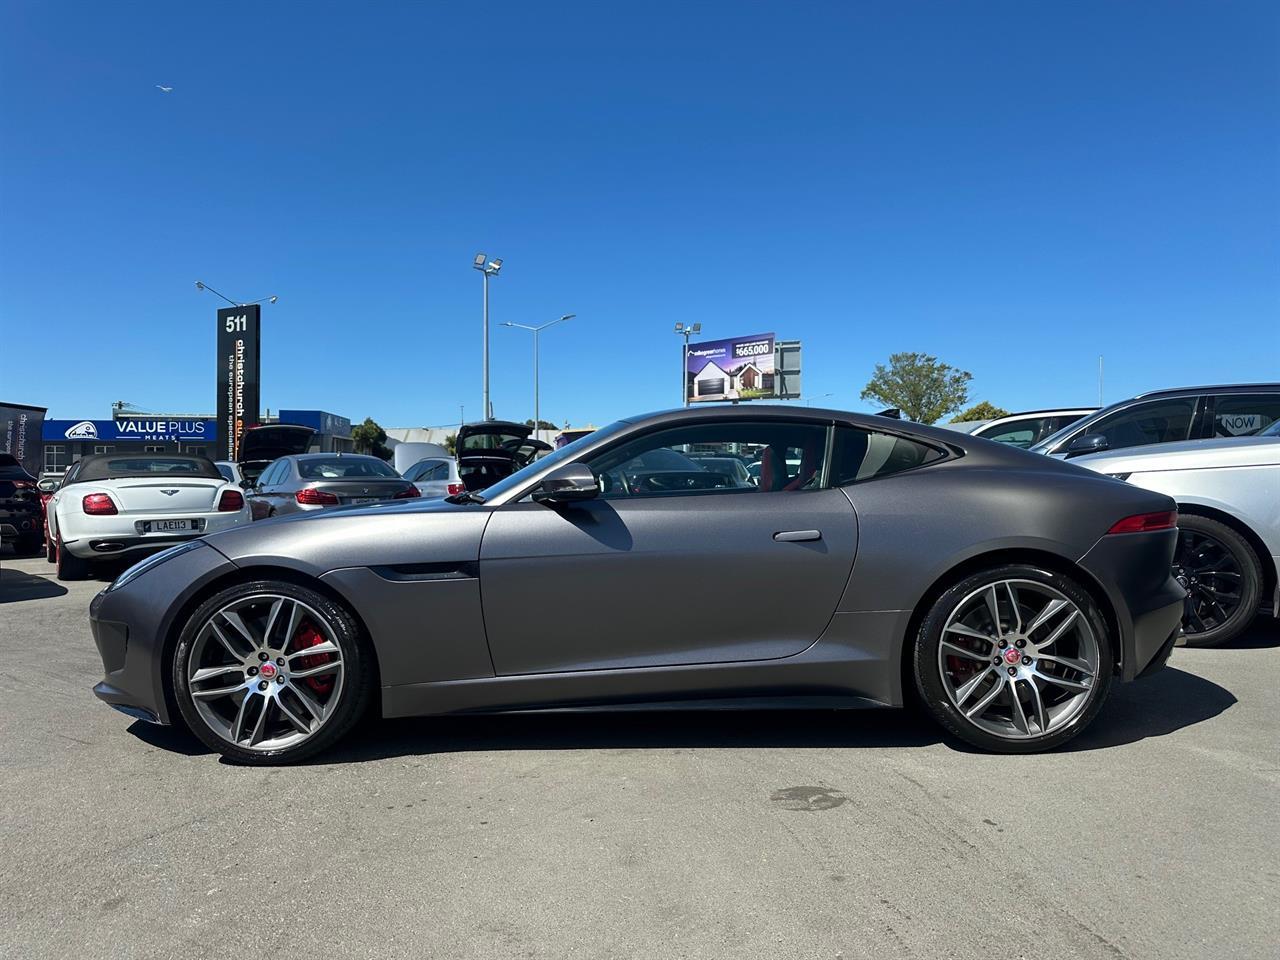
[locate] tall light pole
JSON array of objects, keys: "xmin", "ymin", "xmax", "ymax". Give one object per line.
[
  {"xmin": 502, "ymin": 314, "xmax": 574, "ymax": 434},
  {"xmin": 472, "ymin": 254, "xmax": 503, "ymax": 420},
  {"xmin": 674, "ymin": 322, "xmax": 702, "ymax": 406}
]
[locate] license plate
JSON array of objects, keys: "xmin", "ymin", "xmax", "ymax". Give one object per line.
[
  {"xmin": 350, "ymin": 497, "xmax": 377, "ymax": 505},
  {"xmin": 144, "ymin": 519, "xmax": 197, "ymax": 533}
]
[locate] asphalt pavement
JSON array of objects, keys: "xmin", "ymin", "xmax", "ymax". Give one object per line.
[{"xmin": 1, "ymin": 547, "xmax": 1276, "ymax": 960}]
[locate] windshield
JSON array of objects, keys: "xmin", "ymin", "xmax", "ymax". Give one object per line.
[{"xmin": 473, "ymin": 419, "xmax": 632, "ymax": 502}]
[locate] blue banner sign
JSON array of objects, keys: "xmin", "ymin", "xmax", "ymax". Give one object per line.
[{"xmin": 43, "ymin": 419, "xmax": 217, "ymax": 443}]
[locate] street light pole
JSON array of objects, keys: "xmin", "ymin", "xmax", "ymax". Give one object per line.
[
  {"xmin": 673, "ymin": 322, "xmax": 703, "ymax": 407},
  {"xmin": 472, "ymin": 254, "xmax": 503, "ymax": 420},
  {"xmin": 502, "ymin": 315, "xmax": 574, "ymax": 435},
  {"xmin": 195, "ymin": 281, "xmax": 278, "ymax": 307}
]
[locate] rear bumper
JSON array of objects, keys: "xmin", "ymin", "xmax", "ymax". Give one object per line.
[
  {"xmin": 1079, "ymin": 528, "xmax": 1186, "ymax": 681},
  {"xmin": 64, "ymin": 512, "xmax": 248, "ymax": 558}
]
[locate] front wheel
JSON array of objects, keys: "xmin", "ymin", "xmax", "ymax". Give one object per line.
[
  {"xmin": 173, "ymin": 580, "xmax": 374, "ymax": 764},
  {"xmin": 914, "ymin": 565, "xmax": 1113, "ymax": 753},
  {"xmin": 1174, "ymin": 514, "xmax": 1261, "ymax": 648}
]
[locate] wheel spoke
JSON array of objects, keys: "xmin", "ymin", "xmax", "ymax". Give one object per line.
[
  {"xmin": 964, "ymin": 674, "xmax": 1006, "ymax": 718},
  {"xmin": 220, "ymin": 610, "xmax": 260, "ymax": 650},
  {"xmin": 946, "ymin": 623, "xmax": 999, "ymax": 644},
  {"xmin": 1035, "ymin": 653, "xmax": 1094, "ymax": 677},
  {"xmin": 984, "ymin": 586, "xmax": 1003, "ymax": 634},
  {"xmin": 192, "ymin": 681, "xmax": 246, "ymax": 701},
  {"xmin": 1008, "ymin": 683, "xmax": 1030, "ymax": 734},
  {"xmin": 262, "ymin": 598, "xmax": 286, "ymax": 651},
  {"xmin": 1025, "ymin": 678, "xmax": 1050, "ymax": 733},
  {"xmin": 230, "ymin": 692, "xmax": 253, "ymax": 741},
  {"xmin": 1033, "ymin": 669, "xmax": 1089, "ymax": 693},
  {"xmin": 954, "ymin": 667, "xmax": 996, "ymax": 707},
  {"xmin": 1032, "ymin": 608, "xmax": 1078, "ymax": 653},
  {"xmin": 210, "ymin": 621, "xmax": 250, "ymax": 660},
  {"xmin": 291, "ymin": 683, "xmax": 326, "ymax": 722},
  {"xmin": 288, "ymin": 641, "xmax": 340, "ymax": 662},
  {"xmin": 1025, "ymin": 598, "xmax": 1070, "ymax": 636},
  {"xmin": 1005, "ymin": 582, "xmax": 1023, "ymax": 634},
  {"xmin": 247, "ymin": 695, "xmax": 270, "ymax": 746},
  {"xmin": 275, "ymin": 692, "xmax": 312, "ymax": 734},
  {"xmin": 291, "ymin": 660, "xmax": 343, "ymax": 680},
  {"xmin": 282, "ymin": 600, "xmax": 305, "ymax": 651},
  {"xmin": 191, "ymin": 664, "xmax": 243, "ymax": 683},
  {"xmin": 941, "ymin": 640, "xmax": 990, "ymax": 662}
]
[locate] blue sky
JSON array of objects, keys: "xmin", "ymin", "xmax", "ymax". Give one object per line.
[{"xmin": 2, "ymin": 1, "xmax": 1277, "ymax": 429}]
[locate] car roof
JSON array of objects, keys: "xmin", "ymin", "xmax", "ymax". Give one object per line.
[
  {"xmin": 1127, "ymin": 383, "xmax": 1280, "ymax": 399},
  {"xmin": 290, "ymin": 452, "xmax": 387, "ymax": 461}
]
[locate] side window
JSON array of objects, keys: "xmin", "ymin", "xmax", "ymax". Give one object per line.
[
  {"xmin": 260, "ymin": 461, "xmax": 285, "ymax": 486},
  {"xmin": 831, "ymin": 427, "xmax": 945, "ymax": 485},
  {"xmin": 216, "ymin": 464, "xmax": 236, "ymax": 482},
  {"xmin": 1210, "ymin": 393, "xmax": 1280, "ymax": 437},
  {"xmin": 1091, "ymin": 398, "xmax": 1197, "ymax": 451},
  {"xmin": 981, "ymin": 417, "xmax": 1050, "ymax": 448},
  {"xmin": 585, "ymin": 421, "xmax": 827, "ymax": 499}
]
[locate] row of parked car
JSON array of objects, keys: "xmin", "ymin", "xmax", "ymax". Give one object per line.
[{"xmin": 4, "ymin": 382, "xmax": 1277, "ymax": 648}]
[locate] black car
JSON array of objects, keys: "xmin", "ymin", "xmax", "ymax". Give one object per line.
[
  {"xmin": 237, "ymin": 424, "xmax": 317, "ymax": 485},
  {"xmin": 0, "ymin": 453, "xmax": 43, "ymax": 554},
  {"xmin": 456, "ymin": 421, "xmax": 552, "ymax": 491}
]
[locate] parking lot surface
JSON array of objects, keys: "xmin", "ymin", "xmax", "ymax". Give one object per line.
[{"xmin": 1, "ymin": 549, "xmax": 1276, "ymax": 960}]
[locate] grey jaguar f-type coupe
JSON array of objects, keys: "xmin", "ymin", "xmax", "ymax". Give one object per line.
[{"xmin": 89, "ymin": 406, "xmax": 1185, "ymax": 763}]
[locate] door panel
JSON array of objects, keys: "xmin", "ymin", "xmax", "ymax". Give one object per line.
[{"xmin": 479, "ymin": 488, "xmax": 858, "ymax": 675}]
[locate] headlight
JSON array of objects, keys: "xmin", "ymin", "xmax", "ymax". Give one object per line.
[
  {"xmin": 1106, "ymin": 472, "xmax": 1131, "ymax": 482},
  {"xmin": 109, "ymin": 540, "xmax": 207, "ymax": 592}
]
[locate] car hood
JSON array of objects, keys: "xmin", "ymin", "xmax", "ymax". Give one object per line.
[
  {"xmin": 1073, "ymin": 435, "xmax": 1280, "ymax": 474},
  {"xmin": 201, "ymin": 495, "xmax": 490, "ymax": 573}
]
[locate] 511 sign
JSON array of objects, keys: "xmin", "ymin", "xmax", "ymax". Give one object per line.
[{"xmin": 215, "ymin": 304, "xmax": 261, "ymax": 461}]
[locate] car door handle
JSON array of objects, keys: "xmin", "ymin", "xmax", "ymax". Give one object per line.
[{"xmin": 773, "ymin": 529, "xmax": 821, "ymax": 542}]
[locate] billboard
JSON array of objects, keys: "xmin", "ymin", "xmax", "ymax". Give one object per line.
[
  {"xmin": 685, "ymin": 333, "xmax": 775, "ymax": 403},
  {"xmin": 43, "ymin": 419, "xmax": 216, "ymax": 444},
  {"xmin": 0, "ymin": 402, "xmax": 47, "ymax": 475},
  {"xmin": 215, "ymin": 304, "xmax": 262, "ymax": 461}
]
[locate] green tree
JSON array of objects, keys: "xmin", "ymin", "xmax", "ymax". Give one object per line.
[
  {"xmin": 444, "ymin": 433, "xmax": 457, "ymax": 456},
  {"xmin": 351, "ymin": 417, "xmax": 392, "ymax": 460},
  {"xmin": 951, "ymin": 401, "xmax": 1010, "ymax": 423},
  {"xmin": 524, "ymin": 419, "xmax": 558, "ymax": 431},
  {"xmin": 860, "ymin": 352, "xmax": 972, "ymax": 424}
]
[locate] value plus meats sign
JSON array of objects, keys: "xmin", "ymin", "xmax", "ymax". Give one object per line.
[{"xmin": 215, "ymin": 304, "xmax": 261, "ymax": 461}]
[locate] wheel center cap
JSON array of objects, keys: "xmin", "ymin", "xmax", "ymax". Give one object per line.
[
  {"xmin": 1003, "ymin": 648, "xmax": 1022, "ymax": 666},
  {"xmin": 259, "ymin": 662, "xmax": 277, "ymax": 679}
]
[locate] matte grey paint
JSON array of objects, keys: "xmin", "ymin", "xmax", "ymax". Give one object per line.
[{"xmin": 89, "ymin": 405, "xmax": 1185, "ymax": 729}]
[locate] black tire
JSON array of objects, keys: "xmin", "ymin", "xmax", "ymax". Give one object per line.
[
  {"xmin": 173, "ymin": 579, "xmax": 374, "ymax": 765},
  {"xmin": 914, "ymin": 564, "xmax": 1114, "ymax": 754},
  {"xmin": 1175, "ymin": 514, "xmax": 1261, "ymax": 648},
  {"xmin": 16, "ymin": 533, "xmax": 42, "ymax": 556},
  {"xmin": 55, "ymin": 533, "xmax": 90, "ymax": 581},
  {"xmin": 45, "ymin": 533, "xmax": 56, "ymax": 563}
]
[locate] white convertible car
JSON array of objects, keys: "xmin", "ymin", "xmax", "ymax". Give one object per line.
[
  {"xmin": 46, "ymin": 453, "xmax": 251, "ymax": 581},
  {"xmin": 1076, "ymin": 420, "xmax": 1280, "ymax": 646}
]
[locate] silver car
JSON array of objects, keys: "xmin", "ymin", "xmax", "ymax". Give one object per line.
[
  {"xmin": 401, "ymin": 456, "xmax": 465, "ymax": 499},
  {"xmin": 247, "ymin": 453, "xmax": 420, "ymax": 518},
  {"xmin": 1076, "ymin": 420, "xmax": 1280, "ymax": 646}
]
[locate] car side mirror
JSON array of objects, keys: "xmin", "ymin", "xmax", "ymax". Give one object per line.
[
  {"xmin": 532, "ymin": 462, "xmax": 600, "ymax": 504},
  {"xmin": 37, "ymin": 479, "xmax": 59, "ymax": 493},
  {"xmin": 1065, "ymin": 433, "xmax": 1109, "ymax": 457}
]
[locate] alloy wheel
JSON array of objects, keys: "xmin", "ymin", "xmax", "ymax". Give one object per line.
[
  {"xmin": 186, "ymin": 593, "xmax": 345, "ymax": 751},
  {"xmin": 937, "ymin": 579, "xmax": 1100, "ymax": 740},
  {"xmin": 1174, "ymin": 530, "xmax": 1244, "ymax": 637}
]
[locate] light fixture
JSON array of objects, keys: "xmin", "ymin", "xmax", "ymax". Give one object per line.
[{"xmin": 473, "ymin": 253, "xmax": 487, "ymax": 267}]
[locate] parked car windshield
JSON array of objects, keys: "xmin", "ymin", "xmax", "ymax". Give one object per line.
[
  {"xmin": 472, "ymin": 420, "xmax": 632, "ymax": 501},
  {"xmin": 297, "ymin": 457, "xmax": 399, "ymax": 480}
]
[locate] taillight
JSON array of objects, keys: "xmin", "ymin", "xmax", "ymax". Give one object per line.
[
  {"xmin": 82, "ymin": 493, "xmax": 118, "ymax": 515},
  {"xmin": 14, "ymin": 479, "xmax": 34, "ymax": 490},
  {"xmin": 218, "ymin": 489, "xmax": 245, "ymax": 512},
  {"xmin": 1107, "ymin": 510, "xmax": 1178, "ymax": 535},
  {"xmin": 394, "ymin": 485, "xmax": 421, "ymax": 499},
  {"xmin": 296, "ymin": 488, "xmax": 340, "ymax": 506},
  {"xmin": 446, "ymin": 482, "xmax": 465, "ymax": 496}
]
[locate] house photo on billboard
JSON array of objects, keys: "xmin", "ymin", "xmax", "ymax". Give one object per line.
[{"xmin": 686, "ymin": 333, "xmax": 777, "ymax": 403}]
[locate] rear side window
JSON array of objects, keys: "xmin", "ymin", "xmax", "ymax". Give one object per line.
[
  {"xmin": 1090, "ymin": 398, "xmax": 1197, "ymax": 450},
  {"xmin": 216, "ymin": 464, "xmax": 236, "ymax": 482},
  {"xmin": 831, "ymin": 427, "xmax": 945, "ymax": 485},
  {"xmin": 1210, "ymin": 393, "xmax": 1280, "ymax": 437}
]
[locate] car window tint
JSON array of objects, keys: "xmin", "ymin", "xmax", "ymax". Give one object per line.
[
  {"xmin": 1211, "ymin": 393, "xmax": 1280, "ymax": 437},
  {"xmin": 297, "ymin": 457, "xmax": 398, "ymax": 479},
  {"xmin": 981, "ymin": 418, "xmax": 1049, "ymax": 448},
  {"xmin": 831, "ymin": 427, "xmax": 945, "ymax": 485},
  {"xmin": 1091, "ymin": 398, "xmax": 1197, "ymax": 450},
  {"xmin": 587, "ymin": 421, "xmax": 828, "ymax": 498}
]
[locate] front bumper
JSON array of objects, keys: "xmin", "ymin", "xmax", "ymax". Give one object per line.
[
  {"xmin": 1078, "ymin": 527, "xmax": 1185, "ymax": 681},
  {"xmin": 89, "ymin": 541, "xmax": 239, "ymax": 725}
]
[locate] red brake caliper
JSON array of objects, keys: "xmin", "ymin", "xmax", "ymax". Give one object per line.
[{"xmin": 289, "ymin": 623, "xmax": 335, "ymax": 696}]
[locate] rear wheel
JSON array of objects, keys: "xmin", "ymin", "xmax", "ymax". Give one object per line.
[
  {"xmin": 1174, "ymin": 514, "xmax": 1261, "ymax": 648},
  {"xmin": 914, "ymin": 564, "xmax": 1113, "ymax": 753},
  {"xmin": 45, "ymin": 532, "xmax": 56, "ymax": 563},
  {"xmin": 173, "ymin": 580, "xmax": 374, "ymax": 764},
  {"xmin": 55, "ymin": 533, "xmax": 89, "ymax": 581}
]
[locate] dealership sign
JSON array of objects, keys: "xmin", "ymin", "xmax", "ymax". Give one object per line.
[
  {"xmin": 43, "ymin": 419, "xmax": 216, "ymax": 443},
  {"xmin": 1, "ymin": 402, "xmax": 47, "ymax": 475},
  {"xmin": 685, "ymin": 333, "xmax": 776, "ymax": 404},
  {"xmin": 215, "ymin": 304, "xmax": 262, "ymax": 461}
]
